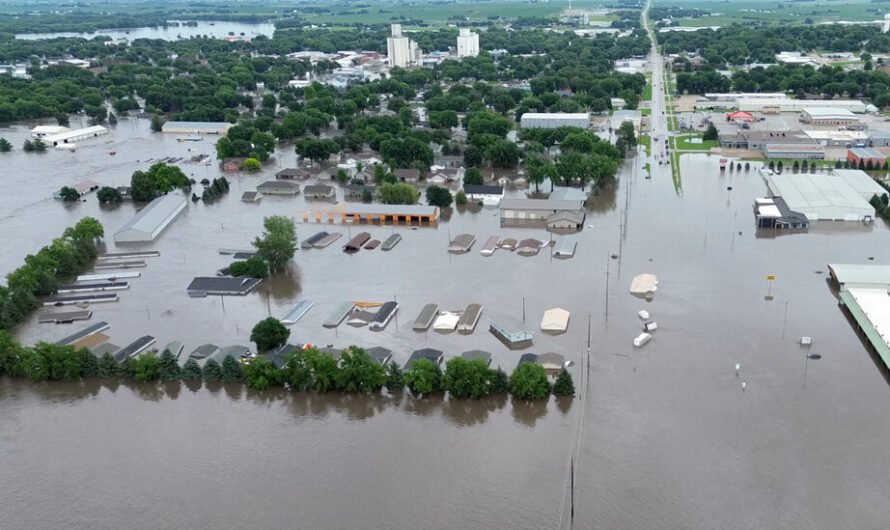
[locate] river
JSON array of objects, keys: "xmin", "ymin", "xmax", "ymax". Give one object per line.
[
  {"xmin": 15, "ymin": 21, "xmax": 275, "ymax": 42},
  {"xmin": 0, "ymin": 116, "xmax": 888, "ymax": 528}
]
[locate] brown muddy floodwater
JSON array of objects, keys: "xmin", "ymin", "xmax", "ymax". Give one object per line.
[{"xmin": 1, "ymin": 118, "xmax": 889, "ymax": 529}]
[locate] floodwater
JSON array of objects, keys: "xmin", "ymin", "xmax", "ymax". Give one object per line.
[
  {"xmin": 1, "ymin": 117, "xmax": 889, "ymax": 529},
  {"xmin": 15, "ymin": 21, "xmax": 275, "ymax": 42}
]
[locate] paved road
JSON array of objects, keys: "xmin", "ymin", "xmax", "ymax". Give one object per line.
[{"xmin": 642, "ymin": 0, "xmax": 670, "ymax": 163}]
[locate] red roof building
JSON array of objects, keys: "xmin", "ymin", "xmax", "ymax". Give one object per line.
[{"xmin": 726, "ymin": 111, "xmax": 754, "ymax": 123}]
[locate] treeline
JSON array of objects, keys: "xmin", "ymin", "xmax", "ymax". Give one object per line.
[
  {"xmin": 0, "ymin": 218, "xmax": 104, "ymax": 332},
  {"xmin": 659, "ymin": 25, "xmax": 890, "ymax": 67},
  {"xmin": 0, "ymin": 339, "xmax": 575, "ymax": 401},
  {"xmin": 675, "ymin": 63, "xmax": 890, "ymax": 107}
]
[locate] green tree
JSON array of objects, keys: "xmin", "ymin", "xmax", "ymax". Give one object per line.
[
  {"xmin": 250, "ymin": 317, "xmax": 290, "ymax": 351},
  {"xmin": 97, "ymin": 186, "xmax": 122, "ymax": 204},
  {"xmin": 490, "ymin": 368, "xmax": 510, "ymax": 394},
  {"xmin": 0, "ymin": 138, "xmax": 11, "ymax": 152},
  {"xmin": 443, "ymin": 357, "xmax": 493, "ymax": 399},
  {"xmin": 379, "ymin": 183, "xmax": 420, "ymax": 204},
  {"xmin": 702, "ymin": 123, "xmax": 718, "ymax": 142},
  {"xmin": 59, "ymin": 186, "xmax": 80, "ymax": 202},
  {"xmin": 336, "ymin": 347, "xmax": 386, "ymax": 393},
  {"xmin": 132, "ymin": 352, "xmax": 160, "ymax": 382},
  {"xmin": 303, "ymin": 347, "xmax": 340, "ymax": 392},
  {"xmin": 295, "ymin": 137, "xmax": 339, "ymax": 164},
  {"xmin": 77, "ymin": 348, "xmax": 99, "ymax": 378},
  {"xmin": 404, "ymin": 358, "xmax": 442, "ymax": 395},
  {"xmin": 23, "ymin": 139, "xmax": 34, "ymax": 152},
  {"xmin": 97, "ymin": 352, "xmax": 118, "ymax": 378},
  {"xmin": 252, "ymin": 216, "xmax": 297, "ymax": 273},
  {"xmin": 552, "ymin": 369, "xmax": 575, "ymax": 397},
  {"xmin": 426, "ymin": 185, "xmax": 453, "ymax": 208},
  {"xmin": 130, "ymin": 163, "xmax": 190, "ymax": 202},
  {"xmin": 615, "ymin": 121, "xmax": 637, "ymax": 156},
  {"xmin": 385, "ymin": 362, "xmax": 404, "ymax": 393},
  {"xmin": 243, "ymin": 157, "xmax": 261, "ymax": 171},
  {"xmin": 463, "ymin": 168, "xmax": 484, "ymax": 186},
  {"xmin": 202, "ymin": 359, "xmax": 222, "ymax": 381},
  {"xmin": 282, "ymin": 350, "xmax": 312, "ymax": 390},
  {"xmin": 220, "ymin": 356, "xmax": 244, "ymax": 382},
  {"xmin": 157, "ymin": 349, "xmax": 181, "ymax": 380},
  {"xmin": 510, "ymin": 363, "xmax": 550, "ymax": 399},
  {"xmin": 243, "ymin": 357, "xmax": 282, "ymax": 390},
  {"xmin": 229, "ymin": 256, "xmax": 269, "ymax": 278},
  {"xmin": 150, "ymin": 115, "xmax": 164, "ymax": 132},
  {"xmin": 463, "ymin": 145, "xmax": 483, "ymax": 168},
  {"xmin": 455, "ymin": 189, "xmax": 468, "ymax": 205},
  {"xmin": 0, "ymin": 331, "xmax": 23, "ymax": 376},
  {"xmin": 486, "ymin": 139, "xmax": 521, "ymax": 168},
  {"xmin": 181, "ymin": 358, "xmax": 203, "ymax": 380},
  {"xmin": 526, "ymin": 154, "xmax": 557, "ymax": 192}
]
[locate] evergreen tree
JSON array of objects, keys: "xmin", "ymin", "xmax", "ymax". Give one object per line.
[
  {"xmin": 385, "ymin": 362, "xmax": 404, "ymax": 393},
  {"xmin": 77, "ymin": 348, "xmax": 99, "ymax": 378},
  {"xmin": 552, "ymin": 369, "xmax": 575, "ymax": 397},
  {"xmin": 202, "ymin": 358, "xmax": 222, "ymax": 381},
  {"xmin": 490, "ymin": 368, "xmax": 510, "ymax": 394},
  {"xmin": 181, "ymin": 358, "xmax": 203, "ymax": 380},
  {"xmin": 157, "ymin": 349, "xmax": 181, "ymax": 380},
  {"xmin": 150, "ymin": 114, "xmax": 164, "ymax": 132},
  {"xmin": 220, "ymin": 355, "xmax": 243, "ymax": 382},
  {"xmin": 117, "ymin": 357, "xmax": 136, "ymax": 380},
  {"xmin": 0, "ymin": 138, "xmax": 12, "ymax": 152},
  {"xmin": 98, "ymin": 353, "xmax": 118, "ymax": 377},
  {"xmin": 132, "ymin": 352, "xmax": 160, "ymax": 382}
]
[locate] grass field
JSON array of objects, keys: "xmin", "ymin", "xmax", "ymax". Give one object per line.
[
  {"xmin": 661, "ymin": 0, "xmax": 885, "ymax": 26},
  {"xmin": 640, "ymin": 134, "xmax": 651, "ymax": 156},
  {"xmin": 674, "ymin": 134, "xmax": 716, "ymax": 151},
  {"xmin": 643, "ymin": 82, "xmax": 652, "ymax": 102},
  {"xmin": 298, "ymin": 0, "xmax": 592, "ymax": 25}
]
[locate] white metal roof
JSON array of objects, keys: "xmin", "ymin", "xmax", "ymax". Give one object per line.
[
  {"xmin": 541, "ymin": 308, "xmax": 570, "ymax": 331},
  {"xmin": 630, "ymin": 274, "xmax": 658, "ymax": 295},
  {"xmin": 828, "ymin": 264, "xmax": 890, "ymax": 287},
  {"xmin": 764, "ymin": 172, "xmax": 876, "ymax": 221},
  {"xmin": 114, "ymin": 193, "xmax": 187, "ymax": 242},
  {"xmin": 845, "ymin": 287, "xmax": 890, "ymax": 346},
  {"xmin": 831, "ymin": 170, "xmax": 887, "ymax": 201},
  {"xmin": 803, "ymin": 107, "xmax": 856, "ymax": 118},
  {"xmin": 757, "ymin": 204, "xmax": 782, "ymax": 218},
  {"xmin": 521, "ymin": 112, "xmax": 590, "ymax": 120},
  {"xmin": 44, "ymin": 125, "xmax": 108, "ymax": 143}
]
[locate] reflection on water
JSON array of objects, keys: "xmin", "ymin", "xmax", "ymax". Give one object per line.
[{"xmin": 15, "ymin": 21, "xmax": 276, "ymax": 42}]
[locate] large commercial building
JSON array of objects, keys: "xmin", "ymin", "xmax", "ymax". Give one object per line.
[
  {"xmin": 761, "ymin": 169, "xmax": 882, "ymax": 222},
  {"xmin": 114, "ymin": 193, "xmax": 188, "ymax": 243},
  {"xmin": 386, "ymin": 24, "xmax": 421, "ymax": 68},
  {"xmin": 457, "ymin": 28, "xmax": 480, "ymax": 58},
  {"xmin": 829, "ymin": 263, "xmax": 890, "ymax": 372},
  {"xmin": 737, "ymin": 98, "xmax": 867, "ymax": 114},
  {"xmin": 520, "ymin": 112, "xmax": 590, "ymax": 129},
  {"xmin": 161, "ymin": 121, "xmax": 233, "ymax": 135},
  {"xmin": 43, "ymin": 125, "xmax": 108, "ymax": 147},
  {"xmin": 800, "ymin": 108, "xmax": 860, "ymax": 126}
]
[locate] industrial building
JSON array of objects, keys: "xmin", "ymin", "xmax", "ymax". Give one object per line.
[
  {"xmin": 500, "ymin": 198, "xmax": 585, "ymax": 225},
  {"xmin": 762, "ymin": 144, "xmax": 825, "ymax": 160},
  {"xmin": 386, "ymin": 24, "xmax": 421, "ymax": 68},
  {"xmin": 456, "ymin": 28, "xmax": 480, "ymax": 58},
  {"xmin": 161, "ymin": 121, "xmax": 233, "ymax": 135},
  {"xmin": 31, "ymin": 125, "xmax": 70, "ymax": 137},
  {"xmin": 804, "ymin": 129, "xmax": 869, "ymax": 147},
  {"xmin": 736, "ymin": 98, "xmax": 867, "ymax": 114},
  {"xmin": 43, "ymin": 125, "xmax": 108, "ymax": 147},
  {"xmin": 520, "ymin": 112, "xmax": 590, "ymax": 129},
  {"xmin": 800, "ymin": 108, "xmax": 860, "ymax": 126},
  {"xmin": 719, "ymin": 130, "xmax": 823, "ymax": 159},
  {"xmin": 828, "ymin": 263, "xmax": 890, "ymax": 372},
  {"xmin": 846, "ymin": 147, "xmax": 886, "ymax": 168},
  {"xmin": 113, "ymin": 193, "xmax": 187, "ymax": 243},
  {"xmin": 761, "ymin": 169, "xmax": 882, "ymax": 222}
]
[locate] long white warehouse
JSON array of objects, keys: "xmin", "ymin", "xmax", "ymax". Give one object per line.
[
  {"xmin": 520, "ymin": 112, "xmax": 590, "ymax": 129},
  {"xmin": 762, "ymin": 170, "xmax": 880, "ymax": 222},
  {"xmin": 114, "ymin": 193, "xmax": 188, "ymax": 243},
  {"xmin": 737, "ymin": 98, "xmax": 867, "ymax": 113},
  {"xmin": 43, "ymin": 125, "xmax": 108, "ymax": 146}
]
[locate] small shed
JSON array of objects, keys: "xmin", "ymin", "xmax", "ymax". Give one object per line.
[
  {"xmin": 540, "ymin": 308, "xmax": 571, "ymax": 333},
  {"xmin": 394, "ymin": 168, "xmax": 420, "ymax": 183},
  {"xmin": 241, "ymin": 191, "xmax": 262, "ymax": 203}
]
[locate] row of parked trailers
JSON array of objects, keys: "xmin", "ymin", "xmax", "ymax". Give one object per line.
[{"xmin": 461, "ymin": 234, "xmax": 577, "ymax": 259}]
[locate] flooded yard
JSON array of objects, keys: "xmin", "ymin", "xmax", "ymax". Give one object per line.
[{"xmin": 1, "ymin": 118, "xmax": 888, "ymax": 529}]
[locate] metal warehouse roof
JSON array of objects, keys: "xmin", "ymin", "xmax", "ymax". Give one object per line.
[
  {"xmin": 763, "ymin": 172, "xmax": 875, "ymax": 221},
  {"xmin": 114, "ymin": 193, "xmax": 187, "ymax": 242}
]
